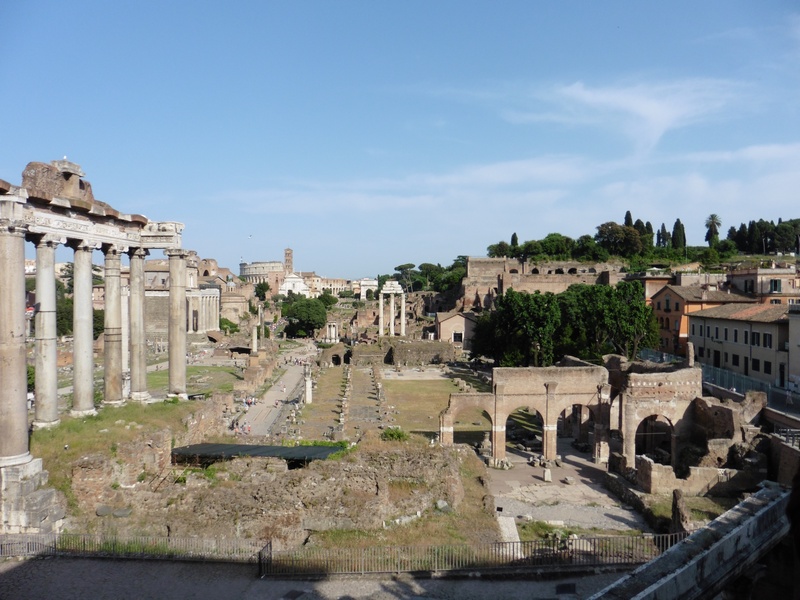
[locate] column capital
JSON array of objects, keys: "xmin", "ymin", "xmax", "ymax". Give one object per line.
[
  {"xmin": 0, "ymin": 218, "xmax": 28, "ymax": 237},
  {"xmin": 128, "ymin": 247, "xmax": 149, "ymax": 259},
  {"xmin": 68, "ymin": 239, "xmax": 98, "ymax": 252},
  {"xmin": 165, "ymin": 248, "xmax": 188, "ymax": 259},
  {"xmin": 27, "ymin": 233, "xmax": 65, "ymax": 248},
  {"xmin": 102, "ymin": 243, "xmax": 127, "ymax": 256}
]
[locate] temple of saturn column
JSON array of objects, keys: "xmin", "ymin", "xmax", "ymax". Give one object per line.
[
  {"xmin": 377, "ymin": 280, "xmax": 406, "ymax": 337},
  {"xmin": 0, "ymin": 159, "xmax": 189, "ymax": 533}
]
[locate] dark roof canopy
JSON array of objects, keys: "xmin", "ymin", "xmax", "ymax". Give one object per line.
[{"xmin": 172, "ymin": 443, "xmax": 341, "ymax": 466}]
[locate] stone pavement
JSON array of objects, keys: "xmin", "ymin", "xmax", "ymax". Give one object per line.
[{"xmin": 487, "ymin": 438, "xmax": 651, "ymax": 533}]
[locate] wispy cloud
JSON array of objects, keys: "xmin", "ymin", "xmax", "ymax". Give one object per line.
[{"xmin": 529, "ymin": 79, "xmax": 744, "ymax": 154}]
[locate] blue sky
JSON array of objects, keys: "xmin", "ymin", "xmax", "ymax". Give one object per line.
[{"xmin": 2, "ymin": 2, "xmax": 799, "ymax": 279}]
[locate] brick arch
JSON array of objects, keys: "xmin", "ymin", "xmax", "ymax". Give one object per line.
[
  {"xmin": 631, "ymin": 413, "xmax": 675, "ymax": 462},
  {"xmin": 441, "ymin": 364, "xmax": 612, "ymax": 465}
]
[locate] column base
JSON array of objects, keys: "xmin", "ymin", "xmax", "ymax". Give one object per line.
[
  {"xmin": 32, "ymin": 419, "xmax": 61, "ymax": 431},
  {"xmin": 0, "ymin": 452, "xmax": 32, "ymax": 468},
  {"xmin": 103, "ymin": 399, "xmax": 127, "ymax": 407},
  {"xmin": 70, "ymin": 408, "xmax": 98, "ymax": 418},
  {"xmin": 168, "ymin": 393, "xmax": 188, "ymax": 401},
  {"xmin": 129, "ymin": 391, "xmax": 152, "ymax": 403},
  {"xmin": 0, "ymin": 458, "xmax": 66, "ymax": 534}
]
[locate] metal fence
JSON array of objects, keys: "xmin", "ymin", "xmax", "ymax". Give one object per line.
[
  {"xmin": 0, "ymin": 533, "xmax": 261, "ymax": 563},
  {"xmin": 258, "ymin": 533, "xmax": 688, "ymax": 577},
  {"xmin": 638, "ymin": 349, "xmax": 797, "ymax": 407},
  {"xmin": 0, "ymin": 531, "xmax": 687, "ymax": 577}
]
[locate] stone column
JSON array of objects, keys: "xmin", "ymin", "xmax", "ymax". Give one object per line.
[
  {"xmin": 400, "ymin": 293, "xmax": 406, "ymax": 337},
  {"xmin": 304, "ymin": 363, "xmax": 313, "ymax": 404},
  {"xmin": 167, "ymin": 249, "xmax": 187, "ymax": 399},
  {"xmin": 251, "ymin": 323, "xmax": 258, "ymax": 354},
  {"xmin": 103, "ymin": 245, "xmax": 124, "ymax": 406},
  {"xmin": 492, "ymin": 384, "xmax": 506, "ymax": 462},
  {"xmin": 622, "ymin": 396, "xmax": 636, "ymax": 468},
  {"xmin": 128, "ymin": 248, "xmax": 150, "ymax": 402},
  {"xmin": 32, "ymin": 235, "xmax": 61, "ymax": 429},
  {"xmin": 378, "ymin": 292, "xmax": 384, "ymax": 336},
  {"xmin": 543, "ymin": 381, "xmax": 558, "ymax": 460},
  {"xmin": 0, "ymin": 214, "xmax": 32, "ymax": 466},
  {"xmin": 389, "ymin": 293, "xmax": 396, "ymax": 336},
  {"xmin": 71, "ymin": 240, "xmax": 97, "ymax": 416}
]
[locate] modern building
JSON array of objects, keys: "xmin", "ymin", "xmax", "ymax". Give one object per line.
[
  {"xmin": 687, "ymin": 303, "xmax": 789, "ymax": 388},
  {"xmin": 726, "ymin": 261, "xmax": 800, "ymax": 304},
  {"xmin": 651, "ymin": 285, "xmax": 755, "ymax": 357}
]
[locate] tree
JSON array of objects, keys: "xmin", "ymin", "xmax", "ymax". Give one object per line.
[
  {"xmin": 671, "ymin": 219, "xmax": 686, "ymax": 250},
  {"xmin": 487, "ymin": 241, "xmax": 511, "ymax": 258},
  {"xmin": 704, "ymin": 214, "xmax": 721, "ymax": 247},
  {"xmin": 658, "ymin": 223, "xmax": 671, "ymax": 248},
  {"xmin": 471, "ymin": 289, "xmax": 560, "ymax": 367},
  {"xmin": 605, "ymin": 281, "xmax": 658, "ymax": 359},
  {"xmin": 318, "ymin": 290, "xmax": 338, "ymax": 309},
  {"xmin": 285, "ymin": 298, "xmax": 327, "ymax": 338},
  {"xmin": 254, "ymin": 282, "xmax": 271, "ymax": 301},
  {"xmin": 624, "ymin": 210, "xmax": 634, "ymax": 228},
  {"xmin": 510, "ymin": 232, "xmax": 519, "ymax": 249}
]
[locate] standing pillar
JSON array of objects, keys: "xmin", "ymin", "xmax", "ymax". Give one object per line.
[
  {"xmin": 32, "ymin": 235, "xmax": 61, "ymax": 429},
  {"xmin": 400, "ymin": 293, "xmax": 406, "ymax": 337},
  {"xmin": 389, "ymin": 293, "xmax": 396, "ymax": 336},
  {"xmin": 491, "ymin": 384, "xmax": 507, "ymax": 463},
  {"xmin": 304, "ymin": 363, "xmax": 313, "ymax": 404},
  {"xmin": 378, "ymin": 293, "xmax": 384, "ymax": 337},
  {"xmin": 128, "ymin": 248, "xmax": 150, "ymax": 402},
  {"xmin": 71, "ymin": 240, "xmax": 97, "ymax": 416},
  {"xmin": 167, "ymin": 249, "xmax": 187, "ymax": 399},
  {"xmin": 103, "ymin": 245, "xmax": 124, "ymax": 406},
  {"xmin": 0, "ymin": 214, "xmax": 32, "ymax": 466},
  {"xmin": 543, "ymin": 381, "xmax": 558, "ymax": 460}
]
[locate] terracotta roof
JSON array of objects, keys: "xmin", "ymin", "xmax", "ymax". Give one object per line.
[
  {"xmin": 656, "ymin": 285, "xmax": 755, "ymax": 303},
  {"xmin": 689, "ymin": 303, "xmax": 789, "ymax": 324}
]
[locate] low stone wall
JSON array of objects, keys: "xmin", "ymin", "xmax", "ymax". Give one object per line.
[
  {"xmin": 769, "ymin": 433, "xmax": 800, "ymax": 486},
  {"xmin": 634, "ymin": 455, "xmax": 762, "ymax": 496}
]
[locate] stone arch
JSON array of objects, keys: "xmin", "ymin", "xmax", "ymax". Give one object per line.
[
  {"xmin": 634, "ymin": 414, "xmax": 675, "ymax": 465},
  {"xmin": 331, "ymin": 354, "xmax": 341, "ymax": 366},
  {"xmin": 531, "ymin": 268, "xmax": 540, "ymax": 274},
  {"xmin": 568, "ymin": 267, "xmax": 578, "ymax": 275},
  {"xmin": 505, "ymin": 405, "xmax": 544, "ymax": 455},
  {"xmin": 509, "ymin": 268, "xmax": 519, "ymax": 274},
  {"xmin": 440, "ymin": 393, "xmax": 496, "ymax": 448}
]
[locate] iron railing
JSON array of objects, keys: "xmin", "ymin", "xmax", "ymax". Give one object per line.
[
  {"xmin": 0, "ymin": 533, "xmax": 261, "ymax": 563},
  {"xmin": 0, "ymin": 531, "xmax": 687, "ymax": 577},
  {"xmin": 258, "ymin": 533, "xmax": 688, "ymax": 577}
]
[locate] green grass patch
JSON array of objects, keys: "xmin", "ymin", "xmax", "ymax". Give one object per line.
[{"xmin": 517, "ymin": 520, "xmax": 642, "ymax": 542}]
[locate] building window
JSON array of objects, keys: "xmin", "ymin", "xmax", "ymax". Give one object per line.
[
  {"xmin": 665, "ymin": 297, "xmax": 671, "ymax": 311},
  {"xmin": 724, "ymin": 352, "xmax": 728, "ymax": 364},
  {"xmin": 764, "ymin": 361, "xmax": 772, "ymax": 375},
  {"xmin": 724, "ymin": 327, "xmax": 728, "ymax": 341},
  {"xmin": 453, "ymin": 332, "xmax": 463, "ymax": 343},
  {"xmin": 698, "ymin": 347, "xmax": 704, "ymax": 358},
  {"xmin": 706, "ymin": 326, "xmax": 711, "ymax": 337},
  {"xmin": 732, "ymin": 354, "xmax": 740, "ymax": 366},
  {"xmin": 752, "ymin": 332, "xmax": 760, "ymax": 347},
  {"xmin": 752, "ymin": 359, "xmax": 760, "ymax": 372},
  {"xmin": 770, "ymin": 279, "xmax": 782, "ymax": 293},
  {"xmin": 734, "ymin": 329, "xmax": 738, "ymax": 343},
  {"xmin": 674, "ymin": 320, "xmax": 679, "ymax": 331},
  {"xmin": 764, "ymin": 333, "xmax": 773, "ymax": 349},
  {"xmin": 744, "ymin": 330, "xmax": 749, "ymax": 345},
  {"xmin": 715, "ymin": 326, "xmax": 719, "ymax": 339},
  {"xmin": 657, "ymin": 301, "xmax": 661, "ymax": 310},
  {"xmin": 771, "ymin": 299, "xmax": 782, "ymax": 304},
  {"xmin": 691, "ymin": 324, "xmax": 695, "ymax": 335},
  {"xmin": 675, "ymin": 302, "xmax": 680, "ymax": 311}
]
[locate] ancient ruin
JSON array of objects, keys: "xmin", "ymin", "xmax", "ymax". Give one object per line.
[{"xmin": 0, "ymin": 159, "xmax": 189, "ymax": 533}]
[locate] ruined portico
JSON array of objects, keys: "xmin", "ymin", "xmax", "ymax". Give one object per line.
[
  {"xmin": 0, "ymin": 159, "xmax": 188, "ymax": 532},
  {"xmin": 378, "ymin": 280, "xmax": 406, "ymax": 337}
]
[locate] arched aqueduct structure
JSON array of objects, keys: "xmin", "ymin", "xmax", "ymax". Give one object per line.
[
  {"xmin": 440, "ymin": 357, "xmax": 703, "ymax": 469},
  {"xmin": 0, "ymin": 159, "xmax": 192, "ymax": 532}
]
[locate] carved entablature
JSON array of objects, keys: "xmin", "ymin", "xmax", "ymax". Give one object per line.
[
  {"xmin": 22, "ymin": 206, "xmax": 140, "ymax": 248},
  {"xmin": 140, "ymin": 221, "xmax": 184, "ymax": 250}
]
